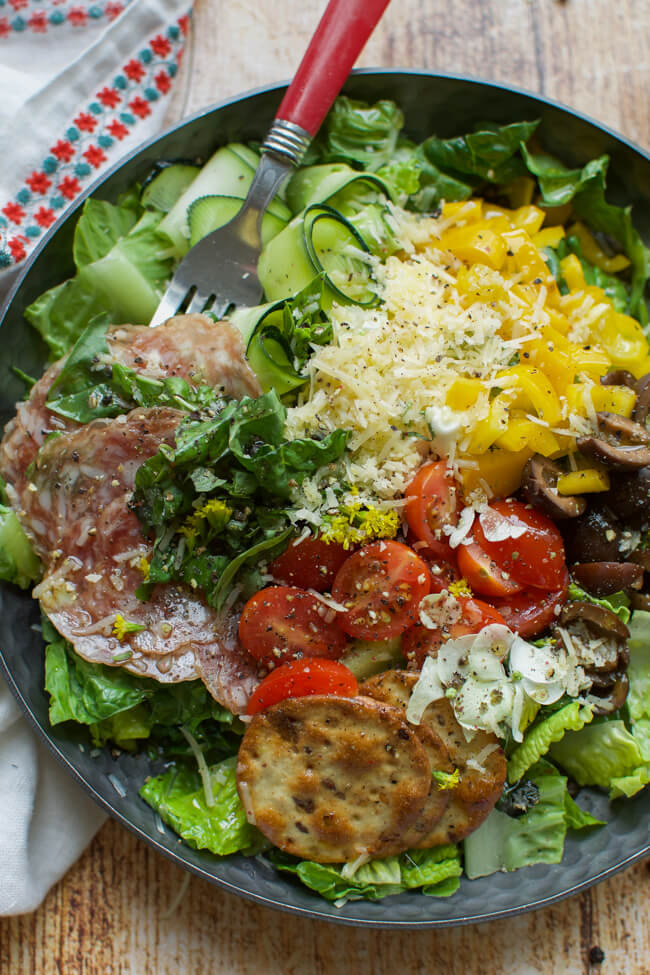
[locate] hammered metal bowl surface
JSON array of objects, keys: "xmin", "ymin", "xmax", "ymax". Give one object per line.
[{"xmin": 1, "ymin": 71, "xmax": 648, "ymax": 928}]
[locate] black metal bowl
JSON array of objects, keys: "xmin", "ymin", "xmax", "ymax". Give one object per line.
[{"xmin": 1, "ymin": 71, "xmax": 648, "ymax": 928}]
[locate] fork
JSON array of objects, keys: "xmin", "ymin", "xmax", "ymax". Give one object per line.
[{"xmin": 150, "ymin": 0, "xmax": 391, "ymax": 328}]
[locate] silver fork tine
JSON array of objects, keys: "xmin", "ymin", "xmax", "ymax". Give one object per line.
[
  {"xmin": 208, "ymin": 297, "xmax": 231, "ymax": 319},
  {"xmin": 185, "ymin": 290, "xmax": 211, "ymax": 315},
  {"xmin": 150, "ymin": 277, "xmax": 190, "ymax": 328}
]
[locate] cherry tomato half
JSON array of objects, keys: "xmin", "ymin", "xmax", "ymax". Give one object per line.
[
  {"xmin": 404, "ymin": 461, "xmax": 459, "ymax": 560},
  {"xmin": 239, "ymin": 585, "xmax": 347, "ymax": 665},
  {"xmin": 488, "ymin": 571, "xmax": 569, "ymax": 639},
  {"xmin": 402, "ymin": 596, "xmax": 507, "ymax": 668},
  {"xmin": 269, "ymin": 534, "xmax": 349, "ymax": 593},
  {"xmin": 472, "ymin": 499, "xmax": 567, "ymax": 591},
  {"xmin": 331, "ymin": 540, "xmax": 431, "ymax": 640},
  {"xmin": 457, "ymin": 540, "xmax": 524, "ymax": 598},
  {"xmin": 246, "ymin": 658, "xmax": 358, "ymax": 715}
]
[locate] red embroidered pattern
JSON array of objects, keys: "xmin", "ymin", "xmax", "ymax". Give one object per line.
[
  {"xmin": 0, "ymin": 13, "xmax": 189, "ymax": 268},
  {"xmin": 0, "ymin": 0, "xmax": 130, "ymax": 37}
]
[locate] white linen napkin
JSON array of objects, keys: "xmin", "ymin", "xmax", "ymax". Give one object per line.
[{"xmin": 0, "ymin": 0, "xmax": 192, "ymax": 914}]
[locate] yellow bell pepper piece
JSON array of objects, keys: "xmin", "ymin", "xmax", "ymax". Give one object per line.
[
  {"xmin": 503, "ymin": 229, "xmax": 553, "ymax": 283},
  {"xmin": 446, "ymin": 377, "xmax": 485, "ymax": 411},
  {"xmin": 461, "ymin": 447, "xmax": 533, "ymax": 498},
  {"xmin": 495, "ymin": 365, "xmax": 562, "ymax": 425},
  {"xmin": 526, "ymin": 327, "xmax": 576, "ymax": 394},
  {"xmin": 495, "ymin": 413, "xmax": 535, "ymax": 452},
  {"xmin": 465, "ymin": 392, "xmax": 511, "ymax": 453},
  {"xmin": 567, "ymin": 222, "xmax": 631, "ymax": 273},
  {"xmin": 439, "ymin": 225, "xmax": 507, "ymax": 271},
  {"xmin": 592, "ymin": 311, "xmax": 649, "ymax": 377},
  {"xmin": 525, "ymin": 424, "xmax": 562, "ymax": 457},
  {"xmin": 590, "ymin": 384, "xmax": 637, "ymax": 417},
  {"xmin": 557, "ymin": 469, "xmax": 611, "ymax": 495},
  {"xmin": 441, "ymin": 200, "xmax": 483, "ymax": 223},
  {"xmin": 572, "ymin": 345, "xmax": 612, "ymax": 381},
  {"xmin": 560, "ymin": 253, "xmax": 586, "ymax": 291},
  {"xmin": 482, "ymin": 203, "xmax": 514, "ymax": 223},
  {"xmin": 456, "ymin": 264, "xmax": 507, "ymax": 303},
  {"xmin": 546, "ymin": 308, "xmax": 571, "ymax": 335},
  {"xmin": 532, "ymin": 226, "xmax": 566, "ymax": 250},
  {"xmin": 511, "ymin": 205, "xmax": 546, "ymax": 235}
]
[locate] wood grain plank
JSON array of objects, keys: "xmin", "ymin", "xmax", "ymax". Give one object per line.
[{"xmin": 1, "ymin": 0, "xmax": 649, "ymax": 972}]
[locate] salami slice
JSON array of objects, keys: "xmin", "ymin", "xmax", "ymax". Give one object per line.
[{"xmin": 21, "ymin": 407, "xmax": 258, "ymax": 709}]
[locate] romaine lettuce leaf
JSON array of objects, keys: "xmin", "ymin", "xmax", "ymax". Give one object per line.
[
  {"xmin": 464, "ymin": 761, "xmax": 600, "ymax": 879},
  {"xmin": 567, "ymin": 582, "xmax": 631, "ymax": 623},
  {"xmin": 627, "ymin": 610, "xmax": 650, "ymax": 726},
  {"xmin": 270, "ymin": 843, "xmax": 461, "ymax": 905},
  {"xmin": 307, "ymin": 96, "xmax": 405, "ymax": 171},
  {"xmin": 0, "ymin": 493, "xmax": 41, "ymax": 589},
  {"xmin": 549, "ymin": 720, "xmax": 644, "ymax": 789},
  {"xmin": 72, "ymin": 197, "xmax": 140, "ymax": 269},
  {"xmin": 139, "ymin": 757, "xmax": 259, "ymax": 856},
  {"xmin": 507, "ymin": 701, "xmax": 594, "ymax": 783}
]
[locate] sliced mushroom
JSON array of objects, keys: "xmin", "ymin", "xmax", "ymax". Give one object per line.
[
  {"xmin": 633, "ymin": 374, "xmax": 650, "ymax": 426},
  {"xmin": 631, "ymin": 592, "xmax": 650, "ymax": 611},
  {"xmin": 572, "ymin": 561, "xmax": 644, "ymax": 597},
  {"xmin": 588, "ymin": 672, "xmax": 629, "ymax": 715},
  {"xmin": 578, "ymin": 412, "xmax": 650, "ymax": 470},
  {"xmin": 520, "ymin": 455, "xmax": 586, "ymax": 519},
  {"xmin": 601, "ymin": 369, "xmax": 637, "ymax": 389},
  {"xmin": 603, "ymin": 466, "xmax": 650, "ymax": 524},
  {"xmin": 627, "ymin": 549, "xmax": 650, "ymax": 571},
  {"xmin": 561, "ymin": 504, "xmax": 623, "ymax": 563},
  {"xmin": 559, "ymin": 601, "xmax": 630, "ymax": 641}
]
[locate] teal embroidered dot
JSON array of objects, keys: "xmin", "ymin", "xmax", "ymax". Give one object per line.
[
  {"xmin": 167, "ymin": 25, "xmax": 179, "ymax": 39},
  {"xmin": 16, "ymin": 188, "xmax": 31, "ymax": 204},
  {"xmin": 89, "ymin": 102, "xmax": 102, "ymax": 115},
  {"xmin": 49, "ymin": 10, "xmax": 65, "ymax": 23},
  {"xmin": 98, "ymin": 135, "xmax": 114, "ymax": 149},
  {"xmin": 139, "ymin": 49, "xmax": 152, "ymax": 63},
  {"xmin": 114, "ymin": 75, "xmax": 127, "ymax": 90},
  {"xmin": 89, "ymin": 5, "xmax": 102, "ymax": 17},
  {"xmin": 49, "ymin": 196, "xmax": 65, "ymax": 210},
  {"xmin": 11, "ymin": 16, "xmax": 26, "ymax": 30},
  {"xmin": 66, "ymin": 127, "xmax": 80, "ymax": 141},
  {"xmin": 120, "ymin": 112, "xmax": 135, "ymax": 125},
  {"xmin": 0, "ymin": 252, "xmax": 12, "ymax": 269},
  {"xmin": 25, "ymin": 226, "xmax": 41, "ymax": 239},
  {"xmin": 0, "ymin": 216, "xmax": 7, "ymax": 228},
  {"xmin": 43, "ymin": 156, "xmax": 58, "ymax": 174},
  {"xmin": 0, "ymin": 2, "xmax": 6, "ymax": 9},
  {"xmin": 144, "ymin": 87, "xmax": 159, "ymax": 102},
  {"xmin": 168, "ymin": 64, "xmax": 177, "ymax": 78},
  {"xmin": 75, "ymin": 162, "xmax": 91, "ymax": 177}
]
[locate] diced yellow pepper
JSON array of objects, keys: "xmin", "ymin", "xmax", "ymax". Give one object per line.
[
  {"xmin": 546, "ymin": 308, "xmax": 571, "ymax": 335},
  {"xmin": 495, "ymin": 365, "xmax": 562, "ymax": 425},
  {"xmin": 567, "ymin": 222, "xmax": 631, "ymax": 273},
  {"xmin": 441, "ymin": 200, "xmax": 483, "ymax": 223},
  {"xmin": 482, "ymin": 203, "xmax": 514, "ymax": 223},
  {"xmin": 495, "ymin": 413, "xmax": 534, "ymax": 452},
  {"xmin": 532, "ymin": 226, "xmax": 566, "ymax": 250},
  {"xmin": 526, "ymin": 327, "xmax": 575, "ymax": 394},
  {"xmin": 446, "ymin": 377, "xmax": 485, "ymax": 411},
  {"xmin": 590, "ymin": 384, "xmax": 637, "ymax": 417},
  {"xmin": 461, "ymin": 447, "xmax": 534, "ymax": 499},
  {"xmin": 557, "ymin": 469, "xmax": 611, "ymax": 494},
  {"xmin": 503, "ymin": 229, "xmax": 553, "ymax": 283},
  {"xmin": 465, "ymin": 392, "xmax": 511, "ymax": 453},
  {"xmin": 572, "ymin": 345, "xmax": 612, "ymax": 381},
  {"xmin": 439, "ymin": 225, "xmax": 507, "ymax": 271},
  {"xmin": 511, "ymin": 205, "xmax": 546, "ymax": 235},
  {"xmin": 525, "ymin": 424, "xmax": 562, "ymax": 457},
  {"xmin": 456, "ymin": 264, "xmax": 507, "ymax": 303},
  {"xmin": 592, "ymin": 311, "xmax": 649, "ymax": 377},
  {"xmin": 560, "ymin": 253, "xmax": 586, "ymax": 291}
]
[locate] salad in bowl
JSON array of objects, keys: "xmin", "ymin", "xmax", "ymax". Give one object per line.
[{"xmin": 1, "ymin": 92, "xmax": 649, "ymax": 909}]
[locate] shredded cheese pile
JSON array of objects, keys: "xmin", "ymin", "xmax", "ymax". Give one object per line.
[{"xmin": 285, "ymin": 199, "xmax": 649, "ymax": 512}]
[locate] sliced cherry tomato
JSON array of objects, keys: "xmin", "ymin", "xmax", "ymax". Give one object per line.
[
  {"xmin": 402, "ymin": 596, "xmax": 507, "ymax": 668},
  {"xmin": 246, "ymin": 658, "xmax": 358, "ymax": 715},
  {"xmin": 239, "ymin": 586, "xmax": 347, "ymax": 665},
  {"xmin": 331, "ymin": 540, "xmax": 431, "ymax": 640},
  {"xmin": 472, "ymin": 499, "xmax": 567, "ymax": 590},
  {"xmin": 269, "ymin": 534, "xmax": 349, "ymax": 592},
  {"xmin": 404, "ymin": 461, "xmax": 459, "ymax": 560},
  {"xmin": 489, "ymin": 570, "xmax": 569, "ymax": 638},
  {"xmin": 457, "ymin": 540, "xmax": 524, "ymax": 598}
]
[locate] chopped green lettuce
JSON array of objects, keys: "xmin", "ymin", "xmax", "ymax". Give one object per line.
[
  {"xmin": 270, "ymin": 844, "xmax": 462, "ymax": 905},
  {"xmin": 307, "ymin": 96, "xmax": 406, "ymax": 171},
  {"xmin": 140, "ymin": 757, "xmax": 259, "ymax": 856},
  {"xmin": 567, "ymin": 583, "xmax": 631, "ymax": 623},
  {"xmin": 0, "ymin": 482, "xmax": 41, "ymax": 588},
  {"xmin": 549, "ymin": 720, "xmax": 645, "ymax": 791},
  {"xmin": 464, "ymin": 761, "xmax": 601, "ymax": 879},
  {"xmin": 507, "ymin": 701, "xmax": 594, "ymax": 783},
  {"xmin": 44, "ymin": 624, "xmax": 240, "ymax": 751}
]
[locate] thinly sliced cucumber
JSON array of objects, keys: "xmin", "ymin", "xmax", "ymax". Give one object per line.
[
  {"xmin": 247, "ymin": 327, "xmax": 304, "ymax": 395},
  {"xmin": 340, "ymin": 637, "xmax": 404, "ymax": 680},
  {"xmin": 141, "ymin": 163, "xmax": 200, "ymax": 213},
  {"xmin": 258, "ymin": 205, "xmax": 378, "ymax": 306},
  {"xmin": 158, "ymin": 144, "xmax": 289, "ymax": 255},
  {"xmin": 187, "ymin": 195, "xmax": 287, "ymax": 248},
  {"xmin": 226, "ymin": 144, "xmax": 259, "ymax": 171},
  {"xmin": 286, "ymin": 163, "xmax": 390, "ymax": 213}
]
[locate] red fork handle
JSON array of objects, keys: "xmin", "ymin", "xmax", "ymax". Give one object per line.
[{"xmin": 276, "ymin": 0, "xmax": 391, "ymax": 137}]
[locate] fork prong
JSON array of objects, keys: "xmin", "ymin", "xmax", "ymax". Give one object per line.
[
  {"xmin": 185, "ymin": 290, "xmax": 212, "ymax": 316},
  {"xmin": 150, "ymin": 278, "xmax": 190, "ymax": 328},
  {"xmin": 208, "ymin": 297, "xmax": 231, "ymax": 320}
]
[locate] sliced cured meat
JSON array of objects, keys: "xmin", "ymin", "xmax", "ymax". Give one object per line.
[
  {"xmin": 21, "ymin": 407, "xmax": 258, "ymax": 709},
  {"xmin": 0, "ymin": 314, "xmax": 261, "ymax": 497},
  {"xmin": 194, "ymin": 604, "xmax": 260, "ymax": 716}
]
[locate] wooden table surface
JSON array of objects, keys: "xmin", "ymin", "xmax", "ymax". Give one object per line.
[{"xmin": 2, "ymin": 0, "xmax": 650, "ymax": 972}]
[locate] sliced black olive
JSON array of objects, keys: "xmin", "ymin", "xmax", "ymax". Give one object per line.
[
  {"xmin": 633, "ymin": 374, "xmax": 650, "ymax": 426},
  {"xmin": 627, "ymin": 549, "xmax": 650, "ymax": 571},
  {"xmin": 572, "ymin": 561, "xmax": 644, "ymax": 597},
  {"xmin": 631, "ymin": 592, "xmax": 650, "ymax": 611},
  {"xmin": 520, "ymin": 454, "xmax": 586, "ymax": 519},
  {"xmin": 601, "ymin": 370, "xmax": 637, "ymax": 389},
  {"xmin": 559, "ymin": 601, "xmax": 630, "ymax": 641},
  {"xmin": 561, "ymin": 504, "xmax": 623, "ymax": 563}
]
